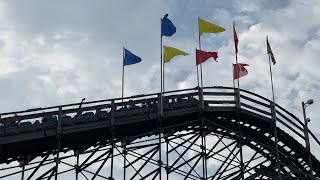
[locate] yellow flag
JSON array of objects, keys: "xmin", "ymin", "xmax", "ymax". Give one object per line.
[
  {"xmin": 199, "ymin": 18, "xmax": 225, "ymax": 35},
  {"xmin": 164, "ymin": 46, "xmax": 189, "ymax": 63}
]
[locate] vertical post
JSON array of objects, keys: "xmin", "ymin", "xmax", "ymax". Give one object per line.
[
  {"xmin": 204, "ymin": 136, "xmax": 208, "ymax": 178},
  {"xmin": 123, "ymin": 145, "xmax": 127, "ymax": 180},
  {"xmin": 267, "ymin": 47, "xmax": 281, "ymax": 179},
  {"xmin": 233, "ymin": 23, "xmax": 244, "ymax": 178},
  {"xmin": 76, "ymin": 155, "xmax": 79, "ymax": 180},
  {"xmin": 198, "ymin": 18, "xmax": 204, "ymax": 89},
  {"xmin": 197, "ymin": 86, "xmax": 206, "ymax": 179},
  {"xmin": 197, "ymin": 17, "xmax": 205, "ymax": 115},
  {"xmin": 200, "ymin": 114, "xmax": 207, "ymax": 179},
  {"xmin": 166, "ymin": 138, "xmax": 169, "ymax": 180},
  {"xmin": 198, "ymin": 86, "xmax": 203, "ymax": 110},
  {"xmin": 201, "ymin": 116, "xmax": 205, "ymax": 179},
  {"xmin": 196, "ymin": 58, "xmax": 200, "ymax": 87},
  {"xmin": 302, "ymin": 102, "xmax": 314, "ymax": 178},
  {"xmin": 55, "ymin": 106, "xmax": 62, "ymax": 180},
  {"xmin": 110, "ymin": 131, "xmax": 114, "ymax": 179},
  {"xmin": 110, "ymin": 100, "xmax": 115, "ymax": 179},
  {"xmin": 160, "ymin": 18, "xmax": 164, "ymax": 117},
  {"xmin": 235, "ymin": 88, "xmax": 244, "ymax": 180},
  {"xmin": 122, "ymin": 47, "xmax": 125, "ymax": 104},
  {"xmin": 270, "ymin": 102, "xmax": 281, "ymax": 179},
  {"xmin": 162, "ymin": 61, "xmax": 165, "ymax": 116},
  {"xmin": 232, "ymin": 64, "xmax": 235, "ymax": 88},
  {"xmin": 157, "ymin": 93, "xmax": 162, "ymax": 180},
  {"xmin": 201, "ymin": 121, "xmax": 208, "ymax": 179},
  {"xmin": 21, "ymin": 165, "xmax": 25, "ymax": 180}
]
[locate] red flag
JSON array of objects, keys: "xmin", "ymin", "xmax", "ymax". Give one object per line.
[
  {"xmin": 196, "ymin": 49, "xmax": 218, "ymax": 65},
  {"xmin": 233, "ymin": 63, "xmax": 249, "ymax": 80},
  {"xmin": 267, "ymin": 36, "xmax": 276, "ymax": 65},
  {"xmin": 233, "ymin": 22, "xmax": 238, "ymax": 54}
]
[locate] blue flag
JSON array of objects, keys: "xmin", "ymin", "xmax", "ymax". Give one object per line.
[
  {"xmin": 161, "ymin": 14, "xmax": 176, "ymax": 37},
  {"xmin": 123, "ymin": 48, "xmax": 142, "ymax": 66}
]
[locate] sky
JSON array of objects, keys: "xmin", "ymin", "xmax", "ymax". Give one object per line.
[{"xmin": 0, "ymin": 0, "xmax": 320, "ymax": 178}]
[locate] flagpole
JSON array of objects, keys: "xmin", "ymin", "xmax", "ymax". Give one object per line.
[
  {"xmin": 268, "ymin": 52, "xmax": 275, "ymax": 105},
  {"xmin": 233, "ymin": 21, "xmax": 244, "ymax": 180},
  {"xmin": 196, "ymin": 49, "xmax": 200, "ymax": 87},
  {"xmin": 159, "ymin": 18, "xmax": 164, "ymax": 180},
  {"xmin": 233, "ymin": 22, "xmax": 240, "ymax": 89},
  {"xmin": 267, "ymin": 36, "xmax": 281, "ymax": 180},
  {"xmin": 198, "ymin": 18, "xmax": 204, "ymax": 89},
  {"xmin": 122, "ymin": 47, "xmax": 125, "ymax": 104},
  {"xmin": 163, "ymin": 60, "xmax": 165, "ymax": 93},
  {"xmin": 160, "ymin": 18, "xmax": 164, "ymax": 116},
  {"xmin": 268, "ymin": 46, "xmax": 275, "ymax": 103},
  {"xmin": 196, "ymin": 65, "xmax": 200, "ymax": 87},
  {"xmin": 198, "ymin": 17, "xmax": 207, "ymax": 179},
  {"xmin": 232, "ymin": 64, "xmax": 235, "ymax": 88}
]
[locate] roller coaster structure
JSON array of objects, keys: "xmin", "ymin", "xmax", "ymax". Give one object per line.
[{"xmin": 0, "ymin": 86, "xmax": 319, "ymax": 179}]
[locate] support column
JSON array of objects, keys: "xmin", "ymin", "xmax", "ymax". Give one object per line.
[
  {"xmin": 201, "ymin": 116, "xmax": 207, "ymax": 179},
  {"xmin": 123, "ymin": 145, "xmax": 127, "ymax": 180},
  {"xmin": 302, "ymin": 102, "xmax": 314, "ymax": 179},
  {"xmin": 271, "ymin": 102, "xmax": 281, "ymax": 179},
  {"xmin": 110, "ymin": 100, "xmax": 115, "ymax": 180},
  {"xmin": 21, "ymin": 165, "xmax": 25, "ymax": 180},
  {"xmin": 76, "ymin": 155, "xmax": 79, "ymax": 180},
  {"xmin": 110, "ymin": 131, "xmax": 115, "ymax": 179},
  {"xmin": 165, "ymin": 136, "xmax": 169, "ymax": 180},
  {"xmin": 198, "ymin": 87, "xmax": 207, "ymax": 179},
  {"xmin": 55, "ymin": 106, "xmax": 62, "ymax": 180},
  {"xmin": 235, "ymin": 89, "xmax": 244, "ymax": 180},
  {"xmin": 157, "ymin": 93, "xmax": 162, "ymax": 180}
]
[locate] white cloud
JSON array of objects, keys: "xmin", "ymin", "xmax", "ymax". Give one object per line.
[{"xmin": 233, "ymin": 0, "xmax": 264, "ymax": 12}]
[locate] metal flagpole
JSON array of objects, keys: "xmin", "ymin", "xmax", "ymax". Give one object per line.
[
  {"xmin": 235, "ymin": 52, "xmax": 240, "ymax": 88},
  {"xmin": 159, "ymin": 18, "xmax": 163, "ymax": 180},
  {"xmin": 267, "ymin": 52, "xmax": 275, "ymax": 102},
  {"xmin": 197, "ymin": 65, "xmax": 200, "ymax": 87},
  {"xmin": 233, "ymin": 21, "xmax": 244, "ymax": 180},
  {"xmin": 233, "ymin": 22, "xmax": 240, "ymax": 89},
  {"xmin": 163, "ymin": 49, "xmax": 166, "ymax": 99},
  {"xmin": 163, "ymin": 50, "xmax": 165, "ymax": 97},
  {"xmin": 160, "ymin": 18, "xmax": 163, "ymax": 116},
  {"xmin": 198, "ymin": 18, "xmax": 205, "ymax": 110},
  {"xmin": 235, "ymin": 47, "xmax": 245, "ymax": 180},
  {"xmin": 198, "ymin": 18, "xmax": 204, "ymax": 89},
  {"xmin": 122, "ymin": 47, "xmax": 125, "ymax": 104},
  {"xmin": 267, "ymin": 38, "xmax": 276, "ymax": 104},
  {"xmin": 196, "ymin": 49, "xmax": 200, "ymax": 87},
  {"xmin": 198, "ymin": 17, "xmax": 207, "ymax": 179},
  {"xmin": 232, "ymin": 64, "xmax": 235, "ymax": 88},
  {"xmin": 267, "ymin": 36, "xmax": 281, "ymax": 179}
]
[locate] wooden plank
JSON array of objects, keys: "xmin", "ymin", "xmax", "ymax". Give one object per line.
[
  {"xmin": 277, "ymin": 118, "xmax": 304, "ymax": 139},
  {"xmin": 203, "ymin": 92, "xmax": 235, "ymax": 96},
  {"xmin": 239, "ymin": 109, "xmax": 271, "ymax": 122},
  {"xmin": 205, "ymin": 100, "xmax": 236, "ymax": 105},
  {"xmin": 164, "ymin": 92, "xmax": 199, "ymax": 99},
  {"xmin": 204, "ymin": 106, "xmax": 236, "ymax": 112},
  {"xmin": 240, "ymin": 95, "xmax": 271, "ymax": 108},
  {"xmin": 241, "ymin": 103, "xmax": 271, "ymax": 117},
  {"xmin": 275, "ymin": 110, "xmax": 304, "ymax": 133}
]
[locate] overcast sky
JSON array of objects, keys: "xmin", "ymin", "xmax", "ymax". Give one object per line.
[{"xmin": 0, "ymin": 0, "xmax": 320, "ymax": 169}]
